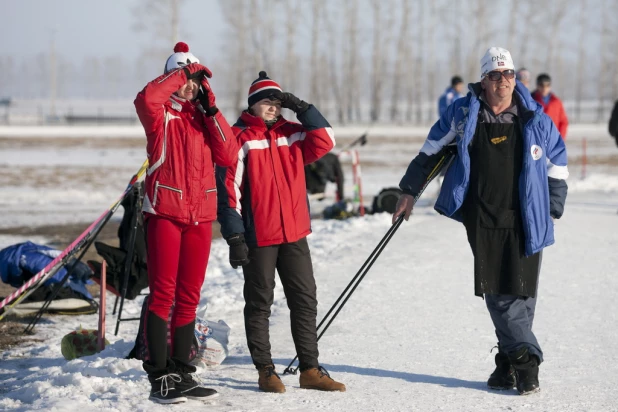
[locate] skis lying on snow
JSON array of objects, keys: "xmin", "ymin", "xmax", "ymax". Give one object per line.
[
  {"xmin": 283, "ymin": 144, "xmax": 456, "ymax": 375},
  {"xmin": 0, "ymin": 160, "xmax": 149, "ymax": 322}
]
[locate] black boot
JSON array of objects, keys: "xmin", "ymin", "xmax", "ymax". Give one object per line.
[
  {"xmin": 509, "ymin": 347, "xmax": 540, "ymax": 395},
  {"xmin": 173, "ymin": 358, "xmax": 219, "ymax": 400},
  {"xmin": 146, "ymin": 312, "xmax": 169, "ymax": 370},
  {"xmin": 143, "ymin": 359, "xmax": 187, "ymax": 404},
  {"xmin": 487, "ymin": 350, "xmax": 516, "ymax": 390}
]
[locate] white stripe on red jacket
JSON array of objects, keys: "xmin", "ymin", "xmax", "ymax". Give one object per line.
[
  {"xmin": 134, "ymin": 69, "xmax": 238, "ymax": 225},
  {"xmin": 217, "ymin": 107, "xmax": 335, "ymax": 246}
]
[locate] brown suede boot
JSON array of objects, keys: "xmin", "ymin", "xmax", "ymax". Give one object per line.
[
  {"xmin": 258, "ymin": 365, "xmax": 286, "ymax": 393},
  {"xmin": 299, "ymin": 366, "xmax": 346, "ymax": 392}
]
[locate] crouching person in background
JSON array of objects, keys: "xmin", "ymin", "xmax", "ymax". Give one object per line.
[
  {"xmin": 134, "ymin": 42, "xmax": 238, "ymax": 404},
  {"xmin": 217, "ymin": 71, "xmax": 345, "ymax": 393}
]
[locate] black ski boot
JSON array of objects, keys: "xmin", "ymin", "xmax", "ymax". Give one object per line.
[
  {"xmin": 509, "ymin": 347, "xmax": 540, "ymax": 395},
  {"xmin": 174, "ymin": 358, "xmax": 219, "ymax": 400},
  {"xmin": 143, "ymin": 360, "xmax": 187, "ymax": 404},
  {"xmin": 487, "ymin": 350, "xmax": 516, "ymax": 390}
]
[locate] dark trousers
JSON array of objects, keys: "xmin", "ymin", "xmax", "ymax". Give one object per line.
[
  {"xmin": 242, "ymin": 237, "xmax": 319, "ymax": 371},
  {"xmin": 485, "ymin": 294, "xmax": 544, "ymax": 363}
]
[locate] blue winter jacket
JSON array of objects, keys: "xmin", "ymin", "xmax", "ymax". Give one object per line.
[
  {"xmin": 438, "ymin": 87, "xmax": 465, "ymax": 117},
  {"xmin": 0, "ymin": 241, "xmax": 93, "ymax": 299},
  {"xmin": 401, "ymin": 81, "xmax": 569, "ymax": 256}
]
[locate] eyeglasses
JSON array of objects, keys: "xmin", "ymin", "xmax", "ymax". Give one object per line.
[{"xmin": 484, "ymin": 69, "xmax": 515, "ymax": 81}]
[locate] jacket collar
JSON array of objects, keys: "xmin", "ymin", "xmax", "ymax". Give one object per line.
[
  {"xmin": 239, "ymin": 111, "xmax": 287, "ymax": 132},
  {"xmin": 169, "ymin": 94, "xmax": 197, "ymax": 113},
  {"xmin": 467, "ymin": 81, "xmax": 539, "ymax": 124}
]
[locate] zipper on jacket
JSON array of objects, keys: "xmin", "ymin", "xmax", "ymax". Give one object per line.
[
  {"xmin": 154, "ymin": 181, "xmax": 183, "ymax": 206},
  {"xmin": 519, "ymin": 118, "xmax": 533, "ymax": 256},
  {"xmin": 205, "ymin": 188, "xmax": 216, "ymax": 199},
  {"xmin": 213, "ymin": 116, "xmax": 226, "ymax": 142}
]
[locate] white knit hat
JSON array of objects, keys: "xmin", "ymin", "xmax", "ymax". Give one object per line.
[
  {"xmin": 164, "ymin": 42, "xmax": 200, "ymax": 74},
  {"xmin": 480, "ymin": 47, "xmax": 514, "ymax": 79}
]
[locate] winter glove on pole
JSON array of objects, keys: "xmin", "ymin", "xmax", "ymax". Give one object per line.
[
  {"xmin": 198, "ymin": 77, "xmax": 218, "ymax": 116},
  {"xmin": 226, "ymin": 234, "xmax": 250, "ymax": 269},
  {"xmin": 276, "ymin": 92, "xmax": 310, "ymax": 114},
  {"xmin": 182, "ymin": 63, "xmax": 213, "ymax": 80}
]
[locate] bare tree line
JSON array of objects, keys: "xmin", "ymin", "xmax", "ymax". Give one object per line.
[{"xmin": 1, "ymin": 0, "xmax": 617, "ymax": 125}]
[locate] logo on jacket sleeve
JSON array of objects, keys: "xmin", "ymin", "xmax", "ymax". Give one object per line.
[{"xmin": 531, "ymin": 145, "xmax": 543, "ymax": 161}]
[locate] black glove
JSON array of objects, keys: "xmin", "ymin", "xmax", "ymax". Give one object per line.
[
  {"xmin": 276, "ymin": 92, "xmax": 310, "ymax": 114},
  {"xmin": 197, "ymin": 77, "xmax": 218, "ymax": 116},
  {"xmin": 226, "ymin": 234, "xmax": 250, "ymax": 269}
]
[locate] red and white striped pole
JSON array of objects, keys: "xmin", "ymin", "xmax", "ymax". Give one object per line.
[
  {"xmin": 581, "ymin": 137, "xmax": 587, "ymax": 180},
  {"xmin": 97, "ymin": 261, "xmax": 106, "ymax": 351}
]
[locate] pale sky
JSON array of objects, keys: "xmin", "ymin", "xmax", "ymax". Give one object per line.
[{"xmin": 0, "ymin": 0, "xmax": 227, "ymax": 63}]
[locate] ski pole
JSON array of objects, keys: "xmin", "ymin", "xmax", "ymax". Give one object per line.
[
  {"xmin": 340, "ymin": 131, "xmax": 368, "ymax": 151},
  {"xmin": 283, "ymin": 215, "xmax": 403, "ymax": 373},
  {"xmin": 283, "ymin": 147, "xmax": 455, "ymax": 374},
  {"xmin": 23, "ymin": 213, "xmax": 111, "ymax": 334},
  {"xmin": 283, "ymin": 214, "xmax": 403, "ymax": 375}
]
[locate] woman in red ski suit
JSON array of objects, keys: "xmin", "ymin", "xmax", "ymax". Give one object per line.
[{"xmin": 134, "ymin": 42, "xmax": 237, "ymax": 404}]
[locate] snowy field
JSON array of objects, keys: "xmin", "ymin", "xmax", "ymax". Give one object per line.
[
  {"xmin": 0, "ymin": 125, "xmax": 617, "ymax": 411},
  {"xmin": 0, "ymin": 124, "xmax": 615, "ymax": 229}
]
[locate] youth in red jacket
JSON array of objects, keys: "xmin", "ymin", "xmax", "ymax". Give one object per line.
[
  {"xmin": 216, "ymin": 71, "xmax": 345, "ymax": 391},
  {"xmin": 531, "ymin": 73, "xmax": 568, "ymax": 139},
  {"xmin": 134, "ymin": 42, "xmax": 237, "ymax": 403},
  {"xmin": 217, "ymin": 90, "xmax": 334, "ymax": 246}
]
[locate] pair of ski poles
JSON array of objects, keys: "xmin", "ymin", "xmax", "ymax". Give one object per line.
[{"xmin": 283, "ymin": 148, "xmax": 454, "ymax": 375}]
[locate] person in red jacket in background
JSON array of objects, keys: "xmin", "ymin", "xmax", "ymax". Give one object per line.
[
  {"xmin": 531, "ymin": 73, "xmax": 569, "ymax": 139},
  {"xmin": 217, "ymin": 71, "xmax": 345, "ymax": 394},
  {"xmin": 134, "ymin": 42, "xmax": 238, "ymax": 404}
]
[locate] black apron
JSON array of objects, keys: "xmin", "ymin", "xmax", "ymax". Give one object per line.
[{"xmin": 461, "ymin": 120, "xmax": 541, "ymax": 298}]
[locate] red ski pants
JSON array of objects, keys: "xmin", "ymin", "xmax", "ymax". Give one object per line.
[{"xmin": 146, "ymin": 215, "xmax": 212, "ymax": 328}]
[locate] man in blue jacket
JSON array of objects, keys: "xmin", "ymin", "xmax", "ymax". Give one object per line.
[
  {"xmin": 438, "ymin": 76, "xmax": 465, "ymax": 117},
  {"xmin": 395, "ymin": 47, "xmax": 568, "ymax": 396}
]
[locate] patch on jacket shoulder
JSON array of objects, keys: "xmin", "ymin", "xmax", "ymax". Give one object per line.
[
  {"xmin": 491, "ymin": 136, "xmax": 507, "ymax": 144},
  {"xmin": 531, "ymin": 145, "xmax": 543, "ymax": 160}
]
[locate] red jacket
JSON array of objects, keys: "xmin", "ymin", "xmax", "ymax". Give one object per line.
[
  {"xmin": 217, "ymin": 107, "xmax": 335, "ymax": 247},
  {"xmin": 532, "ymin": 91, "xmax": 568, "ymax": 139},
  {"xmin": 135, "ymin": 69, "xmax": 237, "ymax": 225}
]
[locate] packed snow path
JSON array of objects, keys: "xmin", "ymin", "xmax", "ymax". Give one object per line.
[{"xmin": 1, "ymin": 190, "xmax": 616, "ymax": 411}]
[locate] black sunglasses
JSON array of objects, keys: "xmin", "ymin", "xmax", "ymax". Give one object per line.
[{"xmin": 485, "ymin": 69, "xmax": 516, "ymax": 81}]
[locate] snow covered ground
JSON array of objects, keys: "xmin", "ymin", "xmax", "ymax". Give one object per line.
[
  {"xmin": 1, "ymin": 197, "xmax": 618, "ymax": 411},
  {"xmin": 1, "ymin": 125, "xmax": 618, "ymax": 411}
]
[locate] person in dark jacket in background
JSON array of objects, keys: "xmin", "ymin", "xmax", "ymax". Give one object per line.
[
  {"xmin": 609, "ymin": 99, "xmax": 618, "ymax": 146},
  {"xmin": 395, "ymin": 47, "xmax": 568, "ymax": 396},
  {"xmin": 217, "ymin": 72, "xmax": 345, "ymax": 394},
  {"xmin": 531, "ymin": 73, "xmax": 569, "ymax": 139},
  {"xmin": 438, "ymin": 76, "xmax": 465, "ymax": 117},
  {"xmin": 516, "ymin": 68, "xmax": 531, "ymax": 90},
  {"xmin": 305, "ymin": 152, "xmax": 345, "ymax": 201}
]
